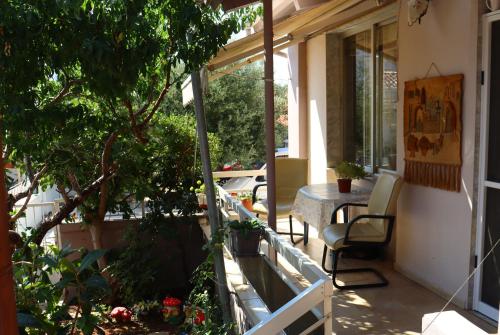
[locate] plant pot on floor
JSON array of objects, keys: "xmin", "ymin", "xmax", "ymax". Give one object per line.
[
  {"xmin": 337, "ymin": 178, "xmax": 352, "ymax": 193},
  {"xmin": 230, "ymin": 229, "xmax": 262, "ymax": 257}
]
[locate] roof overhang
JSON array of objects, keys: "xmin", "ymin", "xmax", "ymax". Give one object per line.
[
  {"xmin": 183, "ymin": 0, "xmax": 397, "ymax": 104},
  {"xmin": 207, "ymin": 0, "xmax": 396, "ymax": 71}
]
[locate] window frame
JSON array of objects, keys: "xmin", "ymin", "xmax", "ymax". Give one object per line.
[{"xmin": 340, "ymin": 17, "xmax": 398, "ymax": 174}]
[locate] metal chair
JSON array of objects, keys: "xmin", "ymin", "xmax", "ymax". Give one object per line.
[
  {"xmin": 252, "ymin": 158, "xmax": 309, "ymax": 245},
  {"xmin": 320, "ymin": 173, "xmax": 403, "ymax": 289}
]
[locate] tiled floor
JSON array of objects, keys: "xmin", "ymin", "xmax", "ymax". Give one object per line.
[{"xmin": 274, "ymin": 218, "xmax": 497, "ymax": 335}]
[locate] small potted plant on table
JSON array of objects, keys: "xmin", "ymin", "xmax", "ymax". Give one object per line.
[
  {"xmin": 228, "ymin": 218, "xmax": 264, "ymax": 257},
  {"xmin": 239, "ymin": 192, "xmax": 253, "ymax": 212},
  {"xmin": 335, "ymin": 161, "xmax": 366, "ymax": 193}
]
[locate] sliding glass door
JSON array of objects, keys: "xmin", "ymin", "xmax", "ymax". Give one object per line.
[{"xmin": 475, "ymin": 13, "xmax": 500, "ymax": 322}]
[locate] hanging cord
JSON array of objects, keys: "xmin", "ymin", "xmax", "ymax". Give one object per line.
[
  {"xmin": 422, "ymin": 237, "xmax": 500, "ymax": 334},
  {"xmin": 422, "ymin": 62, "xmax": 444, "ymax": 79}
]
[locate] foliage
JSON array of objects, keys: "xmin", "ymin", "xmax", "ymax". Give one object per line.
[
  {"xmin": 335, "ymin": 161, "xmax": 367, "ymax": 180},
  {"xmin": 107, "ymin": 215, "xmax": 171, "ymax": 306},
  {"xmin": 13, "ymin": 240, "xmax": 109, "ymax": 335},
  {"xmin": 1, "ymin": 0, "xmax": 255, "ymax": 244},
  {"xmin": 131, "ymin": 300, "xmax": 161, "ymax": 318},
  {"xmin": 182, "ymin": 259, "xmax": 233, "ymax": 335},
  {"xmin": 238, "ymin": 192, "xmax": 252, "ymax": 201},
  {"xmin": 169, "ymin": 63, "xmax": 289, "ymax": 167},
  {"xmin": 137, "ymin": 114, "xmax": 221, "ymax": 218}
]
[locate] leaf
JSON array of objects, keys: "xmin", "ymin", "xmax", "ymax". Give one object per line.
[
  {"xmin": 59, "ymin": 245, "xmax": 77, "ymax": 258},
  {"xmin": 79, "ymin": 249, "xmax": 106, "ymax": 272},
  {"xmin": 40, "ymin": 255, "xmax": 58, "ymax": 268},
  {"xmin": 60, "ymin": 258, "xmax": 77, "ymax": 274},
  {"xmin": 17, "ymin": 312, "xmax": 43, "ymax": 328},
  {"xmin": 84, "ymin": 274, "xmax": 109, "ymax": 290}
]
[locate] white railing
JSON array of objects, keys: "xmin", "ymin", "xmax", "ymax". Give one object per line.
[
  {"xmin": 213, "ymin": 169, "xmax": 266, "ymax": 179},
  {"xmin": 216, "ymin": 185, "xmax": 333, "ymax": 335}
]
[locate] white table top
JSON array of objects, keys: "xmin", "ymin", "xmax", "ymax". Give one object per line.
[{"xmin": 291, "ymin": 183, "xmax": 371, "ymax": 237}]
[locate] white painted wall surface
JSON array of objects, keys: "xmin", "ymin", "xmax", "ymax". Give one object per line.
[
  {"xmin": 307, "ymin": 35, "xmax": 328, "ymax": 184},
  {"xmin": 395, "ymin": 0, "xmax": 479, "ymax": 307}
]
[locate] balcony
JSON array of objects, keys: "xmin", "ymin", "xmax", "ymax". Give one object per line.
[{"xmin": 211, "ymin": 170, "xmax": 497, "ymax": 335}]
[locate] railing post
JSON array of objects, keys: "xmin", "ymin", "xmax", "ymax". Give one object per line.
[{"xmin": 323, "ymin": 280, "xmax": 333, "ymax": 335}]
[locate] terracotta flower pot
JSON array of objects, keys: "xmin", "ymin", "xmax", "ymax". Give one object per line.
[
  {"xmin": 241, "ymin": 198, "xmax": 253, "ymax": 211},
  {"xmin": 337, "ymin": 178, "xmax": 352, "ymax": 193}
]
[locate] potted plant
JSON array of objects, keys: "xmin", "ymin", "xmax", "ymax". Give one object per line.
[
  {"xmin": 334, "ymin": 161, "xmax": 367, "ymax": 193},
  {"xmin": 239, "ymin": 192, "xmax": 253, "ymax": 212},
  {"xmin": 191, "ymin": 180, "xmax": 207, "ymax": 210},
  {"xmin": 228, "ymin": 218, "xmax": 264, "ymax": 257}
]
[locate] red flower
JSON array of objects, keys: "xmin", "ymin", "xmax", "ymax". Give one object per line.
[
  {"xmin": 163, "ymin": 297, "xmax": 182, "ymax": 307},
  {"xmin": 194, "ymin": 309, "xmax": 205, "ymax": 325}
]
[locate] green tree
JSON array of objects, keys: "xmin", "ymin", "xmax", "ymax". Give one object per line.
[
  {"xmin": 170, "ymin": 63, "xmax": 288, "ymax": 167},
  {"xmin": 1, "ymin": 0, "xmax": 253, "ymax": 249}
]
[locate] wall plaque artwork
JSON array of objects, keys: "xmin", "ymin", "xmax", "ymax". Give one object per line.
[{"xmin": 404, "ymin": 74, "xmax": 463, "ymax": 192}]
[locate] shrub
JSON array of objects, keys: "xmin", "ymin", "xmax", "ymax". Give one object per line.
[{"xmin": 13, "ymin": 240, "xmax": 109, "ymax": 335}]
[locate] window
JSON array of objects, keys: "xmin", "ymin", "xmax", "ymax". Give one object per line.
[{"xmin": 343, "ymin": 21, "xmax": 398, "ymax": 172}]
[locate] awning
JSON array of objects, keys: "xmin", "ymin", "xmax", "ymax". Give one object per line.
[
  {"xmin": 208, "ymin": 0, "xmax": 364, "ymax": 71},
  {"xmin": 183, "ymin": 0, "xmax": 397, "ymax": 104},
  {"xmin": 208, "ymin": 0, "xmax": 399, "ymax": 73}
]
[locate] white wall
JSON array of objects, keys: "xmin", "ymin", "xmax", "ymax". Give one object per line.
[
  {"xmin": 395, "ymin": 0, "xmax": 479, "ymax": 307},
  {"xmin": 307, "ymin": 35, "xmax": 328, "ymax": 184}
]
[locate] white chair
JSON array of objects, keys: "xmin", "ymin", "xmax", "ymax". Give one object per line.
[
  {"xmin": 320, "ymin": 173, "xmax": 403, "ymax": 289},
  {"xmin": 252, "ymin": 158, "xmax": 309, "ymax": 245}
]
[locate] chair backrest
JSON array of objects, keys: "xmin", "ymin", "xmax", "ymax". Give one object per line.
[
  {"xmin": 367, "ymin": 173, "xmax": 403, "ymax": 234},
  {"xmin": 275, "ymin": 158, "xmax": 308, "ymax": 204}
]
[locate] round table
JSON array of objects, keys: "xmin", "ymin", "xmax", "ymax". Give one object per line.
[{"xmin": 291, "ymin": 183, "xmax": 371, "ymax": 238}]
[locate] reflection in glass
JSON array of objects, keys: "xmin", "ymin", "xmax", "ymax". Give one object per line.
[
  {"xmin": 344, "ymin": 30, "xmax": 372, "ymax": 168},
  {"xmin": 376, "ymin": 22, "xmax": 398, "ymax": 171}
]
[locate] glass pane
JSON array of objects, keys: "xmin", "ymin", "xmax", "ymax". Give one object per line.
[
  {"xmin": 344, "ymin": 30, "xmax": 372, "ymax": 168},
  {"xmin": 488, "ymin": 21, "xmax": 500, "ymax": 182},
  {"xmin": 481, "ymin": 187, "xmax": 500, "ymax": 309},
  {"xmin": 375, "ymin": 22, "xmax": 398, "ymax": 171}
]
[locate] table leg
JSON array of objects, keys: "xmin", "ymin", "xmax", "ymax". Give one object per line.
[
  {"xmin": 342, "ymin": 206, "xmax": 349, "ymax": 223},
  {"xmin": 303, "ymin": 222, "xmax": 309, "ymax": 245}
]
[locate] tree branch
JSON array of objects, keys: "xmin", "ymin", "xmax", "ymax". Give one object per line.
[
  {"xmin": 67, "ymin": 173, "xmax": 82, "ymax": 196},
  {"xmin": 47, "ymin": 79, "xmax": 82, "ymax": 106},
  {"xmin": 135, "ymin": 76, "xmax": 158, "ymax": 117},
  {"xmin": 57, "ymin": 184, "xmax": 71, "ymax": 204},
  {"xmin": 32, "ymin": 170, "xmax": 117, "ymax": 245},
  {"xmin": 9, "ymin": 165, "xmax": 48, "ymax": 223},
  {"xmin": 140, "ymin": 68, "xmax": 172, "ymax": 127},
  {"xmin": 97, "ymin": 132, "xmax": 118, "ymax": 220}
]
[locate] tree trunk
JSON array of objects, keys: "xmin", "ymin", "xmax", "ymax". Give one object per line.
[
  {"xmin": 0, "ymin": 119, "xmax": 19, "ymax": 335},
  {"xmin": 89, "ymin": 217, "xmax": 108, "ymax": 271}
]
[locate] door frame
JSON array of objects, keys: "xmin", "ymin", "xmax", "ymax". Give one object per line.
[{"xmin": 473, "ymin": 10, "xmax": 500, "ymax": 322}]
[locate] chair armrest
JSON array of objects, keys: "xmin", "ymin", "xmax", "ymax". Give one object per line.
[
  {"xmin": 252, "ymin": 183, "xmax": 267, "ymax": 204},
  {"xmin": 344, "ymin": 214, "xmax": 395, "ymax": 245},
  {"xmin": 330, "ymin": 203, "xmax": 368, "ymax": 224}
]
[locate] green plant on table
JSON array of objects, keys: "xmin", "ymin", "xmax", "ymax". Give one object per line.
[
  {"xmin": 238, "ymin": 192, "xmax": 252, "ymax": 201},
  {"xmin": 334, "ymin": 161, "xmax": 367, "ymax": 180},
  {"xmin": 13, "ymin": 239, "xmax": 110, "ymax": 335}
]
